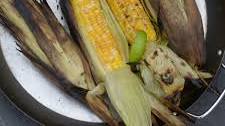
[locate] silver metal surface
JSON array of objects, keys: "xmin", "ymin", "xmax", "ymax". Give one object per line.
[
  {"xmin": 196, "ymin": 0, "xmax": 208, "ymax": 37},
  {"xmin": 188, "ymin": 62, "xmax": 225, "ymax": 119},
  {"xmin": 0, "ymin": 0, "xmax": 207, "ymax": 123}
]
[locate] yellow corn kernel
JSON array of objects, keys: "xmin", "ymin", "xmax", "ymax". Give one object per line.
[
  {"xmin": 106, "ymin": 0, "xmax": 157, "ymax": 44},
  {"xmin": 71, "ymin": 0, "xmax": 124, "ymax": 71}
]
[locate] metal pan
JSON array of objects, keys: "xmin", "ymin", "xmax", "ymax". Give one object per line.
[{"xmin": 0, "ymin": 0, "xmax": 225, "ymax": 125}]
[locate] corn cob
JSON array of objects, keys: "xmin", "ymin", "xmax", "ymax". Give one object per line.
[
  {"xmin": 62, "ymin": 0, "xmax": 152, "ymax": 125},
  {"xmin": 106, "ymin": 0, "xmax": 157, "ymax": 44}
]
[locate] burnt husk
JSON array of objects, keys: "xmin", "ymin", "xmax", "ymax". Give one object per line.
[
  {"xmin": 0, "ymin": 0, "xmax": 50, "ymax": 66},
  {"xmin": 20, "ymin": 47, "xmax": 89, "ymax": 102},
  {"xmin": 13, "ymin": 1, "xmax": 118, "ymax": 125},
  {"xmin": 159, "ymin": 0, "xmax": 206, "ymax": 66},
  {"xmin": 39, "ymin": 0, "xmax": 96, "ymax": 90},
  {"xmin": 0, "ymin": 0, "xmax": 89, "ymax": 102},
  {"xmin": 15, "ymin": 0, "xmax": 94, "ymax": 89},
  {"xmin": 60, "ymin": 0, "xmax": 103, "ymax": 83},
  {"xmin": 146, "ymin": 92, "xmax": 187, "ymax": 126}
]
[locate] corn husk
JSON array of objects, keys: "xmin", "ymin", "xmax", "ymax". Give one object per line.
[
  {"xmin": 141, "ymin": 0, "xmax": 160, "ymax": 23},
  {"xmin": 158, "ymin": 43, "xmax": 199, "ymax": 79},
  {"xmin": 0, "ymin": 0, "xmax": 51, "ymax": 67},
  {"xmin": 0, "ymin": 0, "xmax": 118, "ymax": 125},
  {"xmin": 144, "ymin": 42, "xmax": 185, "ymax": 97},
  {"xmin": 100, "ymin": 0, "xmax": 129, "ymax": 63},
  {"xmin": 140, "ymin": 62, "xmax": 188, "ymax": 125},
  {"xmin": 15, "ymin": 0, "xmax": 94, "ymax": 90},
  {"xmin": 0, "ymin": 0, "xmax": 94, "ymax": 96},
  {"xmin": 105, "ymin": 67, "xmax": 152, "ymax": 126},
  {"xmin": 159, "ymin": 0, "xmax": 206, "ymax": 66},
  {"xmin": 140, "ymin": 62, "xmax": 165, "ymax": 98},
  {"xmin": 39, "ymin": 0, "xmax": 95, "ymax": 90},
  {"xmin": 146, "ymin": 92, "xmax": 186, "ymax": 126}
]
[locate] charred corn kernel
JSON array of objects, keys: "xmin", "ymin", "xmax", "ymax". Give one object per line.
[
  {"xmin": 106, "ymin": 0, "xmax": 157, "ymax": 44},
  {"xmin": 71, "ymin": 0, "xmax": 124, "ymax": 71}
]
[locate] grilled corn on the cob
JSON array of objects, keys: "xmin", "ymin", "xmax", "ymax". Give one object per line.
[
  {"xmin": 65, "ymin": 0, "xmax": 152, "ymax": 125},
  {"xmin": 72, "ymin": 0, "xmax": 124, "ymax": 71},
  {"xmin": 106, "ymin": 0, "xmax": 157, "ymax": 44}
]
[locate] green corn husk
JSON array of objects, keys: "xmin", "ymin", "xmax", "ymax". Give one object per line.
[
  {"xmin": 61, "ymin": 0, "xmax": 152, "ymax": 126},
  {"xmin": 129, "ymin": 31, "xmax": 148, "ymax": 63},
  {"xmin": 140, "ymin": 62, "xmax": 165, "ymax": 98},
  {"xmin": 158, "ymin": 0, "xmax": 205, "ymax": 66},
  {"xmin": 105, "ymin": 67, "xmax": 152, "ymax": 126}
]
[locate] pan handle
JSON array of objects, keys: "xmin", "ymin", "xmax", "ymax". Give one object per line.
[{"xmin": 187, "ymin": 53, "xmax": 225, "ymax": 120}]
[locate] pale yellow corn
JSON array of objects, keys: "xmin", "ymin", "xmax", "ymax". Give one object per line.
[
  {"xmin": 106, "ymin": 0, "xmax": 157, "ymax": 44},
  {"xmin": 71, "ymin": 0, "xmax": 124, "ymax": 71}
]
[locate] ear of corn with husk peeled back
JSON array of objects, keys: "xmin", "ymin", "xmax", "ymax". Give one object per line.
[
  {"xmin": 104, "ymin": 0, "xmax": 210, "ymax": 125},
  {"xmin": 83, "ymin": 0, "xmax": 194, "ymax": 125},
  {"xmin": 0, "ymin": 0, "xmax": 119, "ymax": 125},
  {"xmin": 105, "ymin": 0, "xmax": 210, "ymax": 97},
  {"xmin": 61, "ymin": 0, "xmax": 152, "ymax": 126},
  {"xmin": 105, "ymin": 0, "xmax": 180, "ymax": 99}
]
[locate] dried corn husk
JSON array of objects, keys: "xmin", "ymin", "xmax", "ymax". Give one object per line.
[
  {"xmin": 159, "ymin": 0, "xmax": 205, "ymax": 66},
  {"xmin": 0, "ymin": 0, "xmax": 117, "ymax": 125}
]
